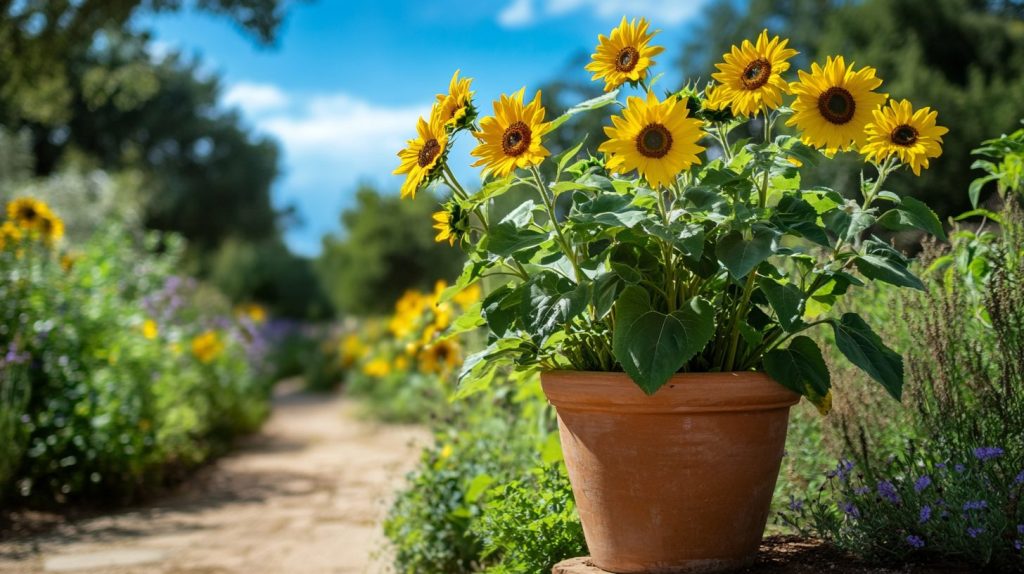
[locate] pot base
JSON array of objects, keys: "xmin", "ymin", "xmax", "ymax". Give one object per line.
[{"xmin": 553, "ymin": 556, "xmax": 754, "ymax": 574}]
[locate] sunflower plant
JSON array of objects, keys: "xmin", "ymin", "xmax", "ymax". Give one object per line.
[{"xmin": 396, "ymin": 22, "xmax": 949, "ymax": 407}]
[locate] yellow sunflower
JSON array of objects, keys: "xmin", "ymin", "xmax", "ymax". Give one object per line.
[
  {"xmin": 431, "ymin": 202, "xmax": 468, "ymax": 246},
  {"xmin": 786, "ymin": 56, "xmax": 887, "ymax": 153},
  {"xmin": 7, "ymin": 197, "xmax": 50, "ymax": 230},
  {"xmin": 861, "ymin": 99, "xmax": 948, "ymax": 176},
  {"xmin": 598, "ymin": 91, "xmax": 706, "ymax": 189},
  {"xmin": 470, "ymin": 88, "xmax": 551, "ymax": 177},
  {"xmin": 394, "ymin": 107, "xmax": 449, "ymax": 199},
  {"xmin": 0, "ymin": 221, "xmax": 23, "ymax": 250},
  {"xmin": 38, "ymin": 212, "xmax": 64, "ymax": 245},
  {"xmin": 418, "ymin": 339, "xmax": 461, "ymax": 375},
  {"xmin": 710, "ymin": 29, "xmax": 798, "ymax": 117},
  {"xmin": 585, "ymin": 17, "xmax": 664, "ymax": 92},
  {"xmin": 191, "ymin": 330, "xmax": 224, "ymax": 364},
  {"xmin": 435, "ymin": 70, "xmax": 475, "ymax": 129}
]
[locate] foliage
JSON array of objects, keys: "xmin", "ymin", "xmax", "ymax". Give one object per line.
[
  {"xmin": 0, "ymin": 197, "xmax": 272, "ymax": 505},
  {"xmin": 384, "ymin": 378, "xmax": 574, "ymax": 574},
  {"xmin": 317, "ymin": 186, "xmax": 466, "ymax": 315},
  {"xmin": 412, "ymin": 34, "xmax": 946, "ymax": 403},
  {"xmin": 472, "ymin": 464, "xmax": 587, "ymax": 574},
  {"xmin": 776, "ymin": 133, "xmax": 1024, "ymax": 567},
  {"xmin": 679, "ymin": 0, "xmax": 1024, "ymax": 222}
]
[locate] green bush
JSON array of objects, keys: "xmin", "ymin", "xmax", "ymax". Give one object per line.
[{"xmin": 1, "ymin": 209, "xmax": 271, "ymax": 505}]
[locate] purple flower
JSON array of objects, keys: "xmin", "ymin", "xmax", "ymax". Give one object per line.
[
  {"xmin": 877, "ymin": 480, "xmax": 900, "ymax": 504},
  {"xmin": 1015, "ymin": 470, "xmax": 1024, "ymax": 485},
  {"xmin": 1015, "ymin": 540, "xmax": 1022, "ymax": 551},
  {"xmin": 854, "ymin": 486, "xmax": 871, "ymax": 496},
  {"xmin": 914, "ymin": 476, "xmax": 932, "ymax": 493},
  {"xmin": 954, "ymin": 463, "xmax": 966, "ymax": 474},
  {"xmin": 967, "ymin": 527, "xmax": 985, "ymax": 538},
  {"xmin": 787, "ymin": 496, "xmax": 804, "ymax": 512},
  {"xmin": 1017, "ymin": 524, "xmax": 1023, "ymax": 535},
  {"xmin": 906, "ymin": 535, "xmax": 925, "ymax": 549},
  {"xmin": 839, "ymin": 501, "xmax": 861, "ymax": 518},
  {"xmin": 962, "ymin": 500, "xmax": 988, "ymax": 511},
  {"xmin": 919, "ymin": 505, "xmax": 932, "ymax": 524},
  {"xmin": 936, "ymin": 462, "xmax": 947, "ymax": 470},
  {"xmin": 973, "ymin": 446, "xmax": 1004, "ymax": 461}
]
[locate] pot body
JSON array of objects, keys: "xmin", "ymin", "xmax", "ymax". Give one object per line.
[{"xmin": 541, "ymin": 371, "xmax": 800, "ymax": 574}]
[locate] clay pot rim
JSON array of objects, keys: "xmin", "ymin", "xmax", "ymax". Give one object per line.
[{"xmin": 541, "ymin": 370, "xmax": 800, "ymax": 414}]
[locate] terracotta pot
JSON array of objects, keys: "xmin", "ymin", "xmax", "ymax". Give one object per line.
[{"xmin": 541, "ymin": 371, "xmax": 800, "ymax": 574}]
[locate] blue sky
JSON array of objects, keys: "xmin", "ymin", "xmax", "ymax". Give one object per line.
[{"xmin": 145, "ymin": 0, "xmax": 710, "ymax": 255}]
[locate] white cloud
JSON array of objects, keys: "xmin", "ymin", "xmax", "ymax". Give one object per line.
[
  {"xmin": 223, "ymin": 82, "xmax": 291, "ymax": 115},
  {"xmin": 498, "ymin": 0, "xmax": 535, "ymax": 27},
  {"xmin": 498, "ymin": 0, "xmax": 707, "ymax": 28},
  {"xmin": 221, "ymin": 81, "xmax": 431, "ymax": 255}
]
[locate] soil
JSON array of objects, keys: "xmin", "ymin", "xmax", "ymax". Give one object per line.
[{"xmin": 0, "ymin": 381, "xmax": 429, "ymax": 573}]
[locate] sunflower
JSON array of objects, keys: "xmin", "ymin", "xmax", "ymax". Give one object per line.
[
  {"xmin": 585, "ymin": 17, "xmax": 664, "ymax": 92},
  {"xmin": 861, "ymin": 99, "xmax": 948, "ymax": 176},
  {"xmin": 37, "ymin": 212, "xmax": 64, "ymax": 245},
  {"xmin": 191, "ymin": 330, "xmax": 224, "ymax": 364},
  {"xmin": 418, "ymin": 339, "xmax": 461, "ymax": 375},
  {"xmin": 710, "ymin": 30, "xmax": 797, "ymax": 117},
  {"xmin": 0, "ymin": 221, "xmax": 22, "ymax": 250},
  {"xmin": 7, "ymin": 197, "xmax": 50, "ymax": 230},
  {"xmin": 786, "ymin": 56, "xmax": 887, "ymax": 153},
  {"xmin": 394, "ymin": 107, "xmax": 449, "ymax": 199},
  {"xmin": 598, "ymin": 91, "xmax": 706, "ymax": 189},
  {"xmin": 436, "ymin": 70, "xmax": 476, "ymax": 130},
  {"xmin": 471, "ymin": 88, "xmax": 551, "ymax": 177},
  {"xmin": 432, "ymin": 201, "xmax": 469, "ymax": 246}
]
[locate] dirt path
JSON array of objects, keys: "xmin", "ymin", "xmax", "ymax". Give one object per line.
[{"xmin": 0, "ymin": 382, "xmax": 430, "ymax": 574}]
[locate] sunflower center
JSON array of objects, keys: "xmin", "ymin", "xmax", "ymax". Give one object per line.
[
  {"xmin": 817, "ymin": 87, "xmax": 856, "ymax": 125},
  {"xmin": 502, "ymin": 121, "xmax": 532, "ymax": 157},
  {"xmin": 615, "ymin": 47, "xmax": 640, "ymax": 73},
  {"xmin": 890, "ymin": 124, "xmax": 919, "ymax": 147},
  {"xmin": 18, "ymin": 207, "xmax": 39, "ymax": 222},
  {"xmin": 636, "ymin": 123, "xmax": 673, "ymax": 159},
  {"xmin": 417, "ymin": 138, "xmax": 441, "ymax": 167},
  {"xmin": 741, "ymin": 58, "xmax": 772, "ymax": 90}
]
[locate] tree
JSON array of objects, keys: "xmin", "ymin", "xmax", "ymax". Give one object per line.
[{"xmin": 317, "ymin": 186, "xmax": 466, "ymax": 316}]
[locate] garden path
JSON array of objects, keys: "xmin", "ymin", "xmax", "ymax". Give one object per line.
[{"xmin": 0, "ymin": 380, "xmax": 429, "ymax": 574}]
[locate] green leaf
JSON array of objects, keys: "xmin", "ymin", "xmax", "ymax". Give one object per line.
[
  {"xmin": 555, "ymin": 136, "xmax": 588, "ymax": 178},
  {"xmin": 762, "ymin": 335, "xmax": 831, "ymax": 398},
  {"xmin": 715, "ymin": 226, "xmax": 777, "ymax": 279},
  {"xmin": 854, "ymin": 253, "xmax": 925, "ymax": 290},
  {"xmin": 832, "ymin": 313, "xmax": 903, "ymax": 401},
  {"xmin": 482, "ymin": 284, "xmax": 523, "ymax": 336},
  {"xmin": 440, "ymin": 259, "xmax": 487, "ymax": 303},
  {"xmin": 521, "ymin": 272, "xmax": 587, "ymax": 344},
  {"xmin": 487, "ymin": 223, "xmax": 548, "ymax": 256},
  {"xmin": 612, "ymin": 286, "xmax": 714, "ymax": 394},
  {"xmin": 548, "ymin": 89, "xmax": 620, "ymax": 132},
  {"xmin": 877, "ymin": 196, "xmax": 946, "ymax": 240},
  {"xmin": 570, "ymin": 194, "xmax": 647, "ymax": 229},
  {"xmin": 757, "ymin": 277, "xmax": 805, "ymax": 332},
  {"xmin": 823, "ymin": 208, "xmax": 875, "ymax": 243},
  {"xmin": 465, "ymin": 474, "xmax": 495, "ymax": 503},
  {"xmin": 591, "ymin": 272, "xmax": 623, "ymax": 319},
  {"xmin": 773, "ymin": 195, "xmax": 830, "ymax": 246},
  {"xmin": 968, "ymin": 174, "xmax": 998, "ymax": 208},
  {"xmin": 439, "ymin": 301, "xmax": 485, "ymax": 340}
]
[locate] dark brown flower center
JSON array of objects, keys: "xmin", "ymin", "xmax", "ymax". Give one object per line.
[
  {"xmin": 615, "ymin": 47, "xmax": 640, "ymax": 73},
  {"xmin": 890, "ymin": 124, "xmax": 919, "ymax": 147},
  {"xmin": 417, "ymin": 138, "xmax": 441, "ymax": 167},
  {"xmin": 741, "ymin": 58, "xmax": 772, "ymax": 90},
  {"xmin": 636, "ymin": 123, "xmax": 673, "ymax": 159},
  {"xmin": 502, "ymin": 121, "xmax": 532, "ymax": 157},
  {"xmin": 17, "ymin": 206, "xmax": 39, "ymax": 222},
  {"xmin": 817, "ymin": 87, "xmax": 856, "ymax": 125}
]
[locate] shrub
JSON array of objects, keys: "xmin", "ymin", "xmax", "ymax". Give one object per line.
[{"xmin": 0, "ymin": 199, "xmax": 271, "ymax": 505}]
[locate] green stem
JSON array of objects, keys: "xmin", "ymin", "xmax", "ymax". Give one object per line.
[{"xmin": 530, "ymin": 165, "xmax": 583, "ymax": 284}]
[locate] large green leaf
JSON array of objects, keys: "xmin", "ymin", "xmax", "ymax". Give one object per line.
[
  {"xmin": 772, "ymin": 195, "xmax": 830, "ymax": 246},
  {"xmin": 832, "ymin": 313, "xmax": 903, "ymax": 401},
  {"xmin": 762, "ymin": 335, "xmax": 831, "ymax": 398},
  {"xmin": 757, "ymin": 277, "xmax": 805, "ymax": 332},
  {"xmin": 612, "ymin": 286, "xmax": 714, "ymax": 394},
  {"xmin": 877, "ymin": 196, "xmax": 947, "ymax": 240},
  {"xmin": 521, "ymin": 272, "xmax": 587, "ymax": 344},
  {"xmin": 548, "ymin": 90, "xmax": 620, "ymax": 132},
  {"xmin": 482, "ymin": 284, "xmax": 523, "ymax": 336},
  {"xmin": 487, "ymin": 222, "xmax": 548, "ymax": 256},
  {"xmin": 715, "ymin": 225, "xmax": 777, "ymax": 279},
  {"xmin": 854, "ymin": 253, "xmax": 925, "ymax": 290}
]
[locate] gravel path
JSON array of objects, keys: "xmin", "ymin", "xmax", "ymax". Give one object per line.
[{"xmin": 0, "ymin": 382, "xmax": 429, "ymax": 574}]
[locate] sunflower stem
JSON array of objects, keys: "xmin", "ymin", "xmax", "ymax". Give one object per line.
[{"xmin": 530, "ymin": 165, "xmax": 584, "ymax": 284}]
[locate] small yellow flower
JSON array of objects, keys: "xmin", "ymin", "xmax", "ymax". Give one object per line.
[
  {"xmin": 394, "ymin": 106, "xmax": 449, "ymax": 199},
  {"xmin": 418, "ymin": 339, "xmax": 461, "ymax": 375},
  {"xmin": 471, "ymin": 88, "xmax": 551, "ymax": 178},
  {"xmin": 786, "ymin": 56, "xmax": 887, "ymax": 153},
  {"xmin": 710, "ymin": 30, "xmax": 798, "ymax": 117},
  {"xmin": 439, "ymin": 444, "xmax": 453, "ymax": 459},
  {"xmin": 142, "ymin": 319, "xmax": 159, "ymax": 340},
  {"xmin": 339, "ymin": 334, "xmax": 364, "ymax": 368},
  {"xmin": 435, "ymin": 70, "xmax": 475, "ymax": 129},
  {"xmin": 452, "ymin": 283, "xmax": 482, "ymax": 309},
  {"xmin": 191, "ymin": 330, "xmax": 224, "ymax": 364},
  {"xmin": 236, "ymin": 303, "xmax": 267, "ymax": 323},
  {"xmin": 861, "ymin": 99, "xmax": 948, "ymax": 176},
  {"xmin": 599, "ymin": 91, "xmax": 706, "ymax": 189},
  {"xmin": 393, "ymin": 355, "xmax": 410, "ymax": 371},
  {"xmin": 363, "ymin": 357, "xmax": 392, "ymax": 377},
  {"xmin": 585, "ymin": 17, "xmax": 664, "ymax": 92},
  {"xmin": 7, "ymin": 197, "xmax": 49, "ymax": 229}
]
